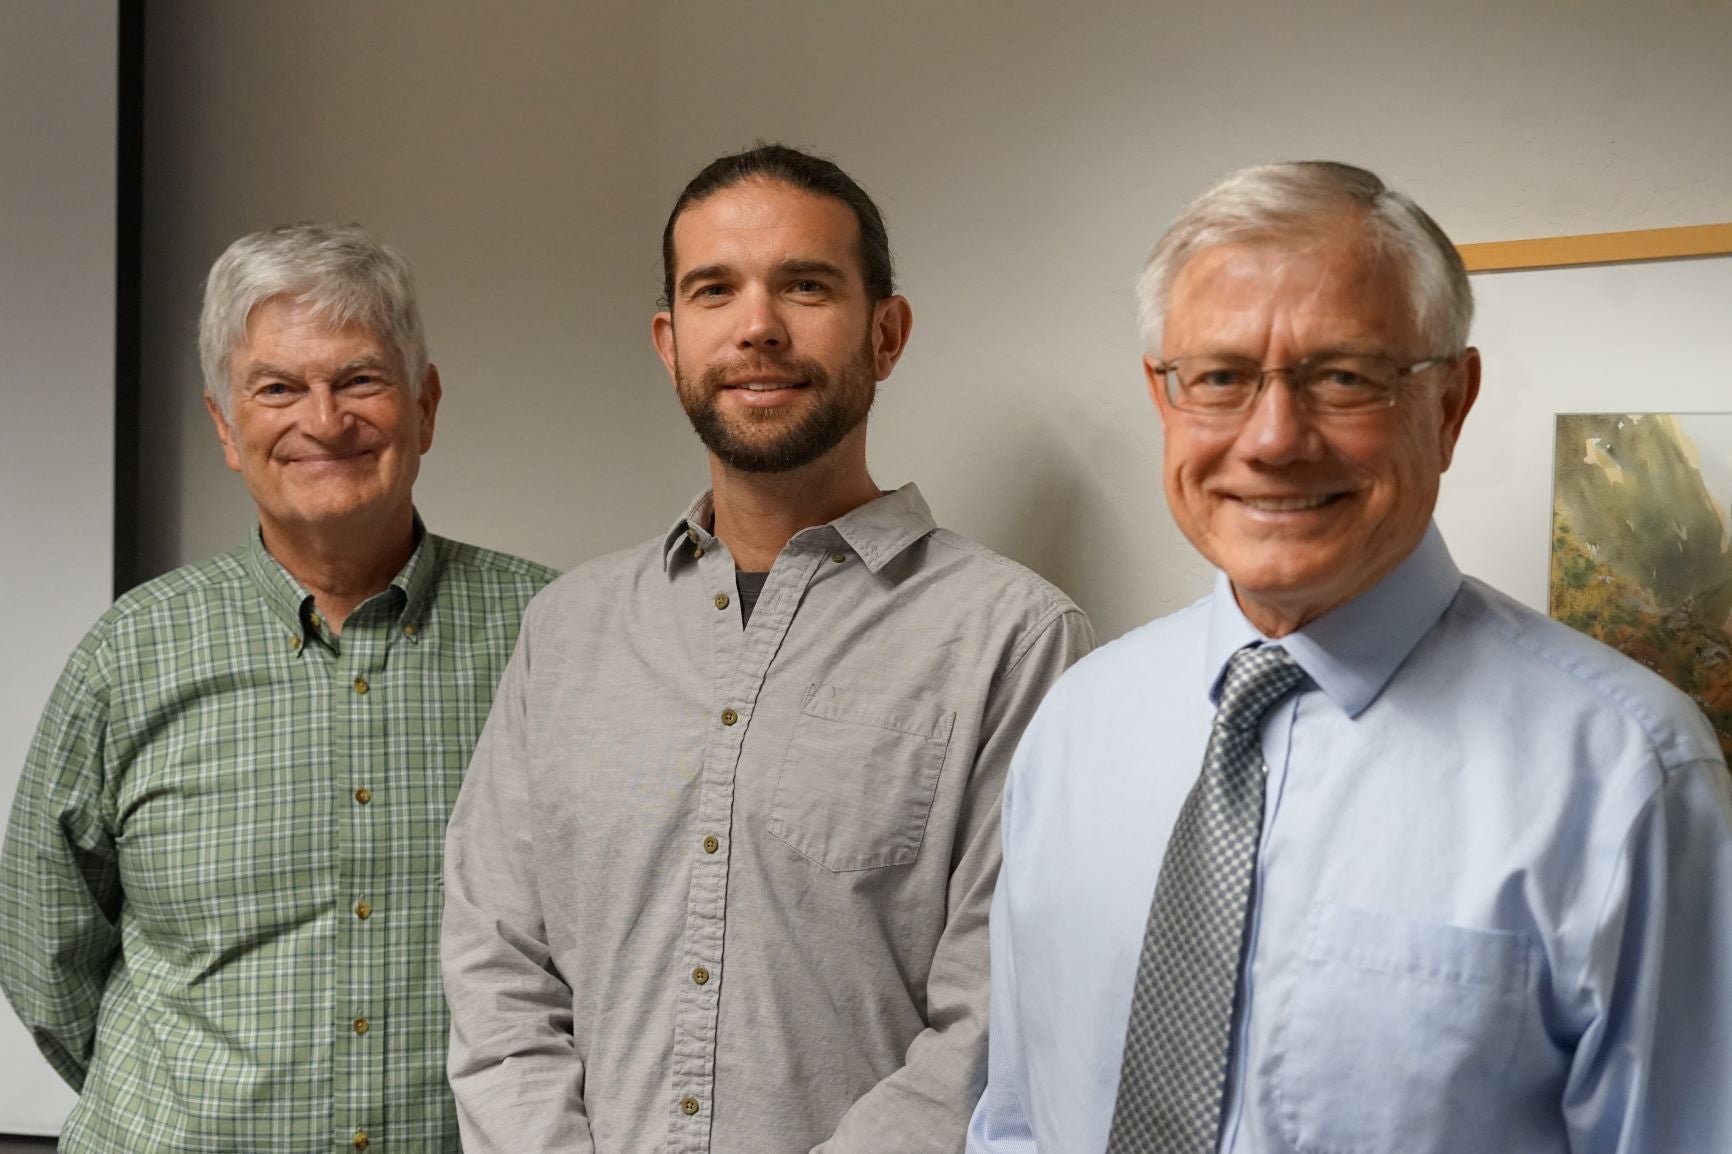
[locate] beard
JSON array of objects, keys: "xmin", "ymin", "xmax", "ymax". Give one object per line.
[{"xmin": 676, "ymin": 340, "xmax": 877, "ymax": 474}]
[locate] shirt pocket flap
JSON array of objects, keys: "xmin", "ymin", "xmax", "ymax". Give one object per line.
[
  {"xmin": 768, "ymin": 684, "xmax": 957, "ymax": 872},
  {"xmin": 1273, "ymin": 902, "xmax": 1532, "ymax": 1154},
  {"xmin": 799, "ymin": 683, "xmax": 957, "ymax": 742},
  {"xmin": 1304, "ymin": 902, "xmax": 1529, "ymax": 991}
]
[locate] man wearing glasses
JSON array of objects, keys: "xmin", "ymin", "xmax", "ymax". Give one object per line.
[{"xmin": 969, "ymin": 162, "xmax": 1732, "ymax": 1153}]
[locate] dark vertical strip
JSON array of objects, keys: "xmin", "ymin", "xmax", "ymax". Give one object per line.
[{"xmin": 112, "ymin": 0, "xmax": 144, "ymax": 597}]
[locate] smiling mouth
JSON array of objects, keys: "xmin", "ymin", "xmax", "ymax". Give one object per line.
[
  {"xmin": 287, "ymin": 450, "xmax": 373, "ymax": 465},
  {"xmin": 726, "ymin": 380, "xmax": 806, "ymax": 391},
  {"xmin": 1238, "ymin": 494, "xmax": 1341, "ymax": 512}
]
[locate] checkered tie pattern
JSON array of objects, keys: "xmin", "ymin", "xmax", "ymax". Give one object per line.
[{"xmin": 1106, "ymin": 644, "xmax": 1309, "ymax": 1154}]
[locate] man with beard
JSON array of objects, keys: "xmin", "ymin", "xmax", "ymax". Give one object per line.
[{"xmin": 440, "ymin": 145, "xmax": 1094, "ymax": 1153}]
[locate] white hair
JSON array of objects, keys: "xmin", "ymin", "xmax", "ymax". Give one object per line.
[
  {"xmin": 199, "ymin": 222, "xmax": 427, "ymax": 416},
  {"xmin": 1136, "ymin": 161, "xmax": 1473, "ymax": 356}
]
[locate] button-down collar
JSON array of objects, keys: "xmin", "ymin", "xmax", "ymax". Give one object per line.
[
  {"xmin": 245, "ymin": 514, "xmax": 436, "ymax": 648},
  {"xmin": 1204, "ymin": 521, "xmax": 1463, "ymax": 718},
  {"xmin": 391, "ymin": 513, "xmax": 438, "ymax": 639},
  {"xmin": 661, "ymin": 483, "xmax": 939, "ymax": 575},
  {"xmin": 246, "ymin": 525, "xmax": 318, "ymax": 641}
]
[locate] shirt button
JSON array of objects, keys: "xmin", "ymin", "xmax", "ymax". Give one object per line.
[
  {"xmin": 354, "ymin": 901, "xmax": 372, "ymax": 920},
  {"xmin": 403, "ymin": 623, "xmax": 418, "ymax": 637},
  {"xmin": 720, "ymin": 708, "xmax": 738, "ymax": 726},
  {"xmin": 693, "ymin": 546, "xmax": 705, "ymax": 559},
  {"xmin": 354, "ymin": 787, "xmax": 372, "ymax": 805},
  {"xmin": 353, "ymin": 1017, "xmax": 369, "ymax": 1035},
  {"xmin": 714, "ymin": 593, "xmax": 730, "ymax": 610},
  {"xmin": 310, "ymin": 613, "xmax": 323, "ymax": 629},
  {"xmin": 681, "ymin": 1098, "xmax": 700, "ymax": 1117},
  {"xmin": 692, "ymin": 966, "xmax": 710, "ymax": 986},
  {"xmin": 687, "ymin": 529, "xmax": 699, "ymax": 543},
  {"xmin": 352, "ymin": 1132, "xmax": 369, "ymax": 1149},
  {"xmin": 289, "ymin": 635, "xmax": 302, "ymax": 651},
  {"xmin": 353, "ymin": 678, "xmax": 369, "ymax": 695},
  {"xmin": 831, "ymin": 551, "xmax": 846, "ymax": 563},
  {"xmin": 702, "ymin": 835, "xmax": 719, "ymax": 854}
]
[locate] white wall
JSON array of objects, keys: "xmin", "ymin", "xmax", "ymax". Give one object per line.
[
  {"xmin": 1, "ymin": 0, "xmax": 1711, "ymax": 1135},
  {"xmin": 139, "ymin": 1, "xmax": 1732, "ymax": 639},
  {"xmin": 651, "ymin": 0, "xmax": 1732, "ymax": 639},
  {"xmin": 137, "ymin": 0, "xmax": 695, "ymax": 581},
  {"xmin": 129, "ymin": 0, "xmax": 1732, "ymax": 641},
  {"xmin": 0, "ymin": 1, "xmax": 115, "ymax": 1134},
  {"xmin": 1440, "ymin": 255, "xmax": 1732, "ymax": 612}
]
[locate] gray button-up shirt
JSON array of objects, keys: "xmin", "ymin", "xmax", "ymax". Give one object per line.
[{"xmin": 443, "ymin": 485, "xmax": 1093, "ymax": 1153}]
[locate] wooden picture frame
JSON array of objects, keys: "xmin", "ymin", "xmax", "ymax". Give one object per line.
[{"xmin": 1457, "ymin": 222, "xmax": 1732, "ymax": 273}]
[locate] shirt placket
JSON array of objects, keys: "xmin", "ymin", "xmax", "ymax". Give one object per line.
[
  {"xmin": 332, "ymin": 612, "xmax": 393, "ymax": 1154},
  {"xmin": 1221, "ymin": 692, "xmax": 1302, "ymax": 1153},
  {"xmin": 665, "ymin": 538, "xmax": 826, "ymax": 1152}
]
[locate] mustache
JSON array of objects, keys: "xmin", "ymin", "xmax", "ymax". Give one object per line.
[{"xmin": 696, "ymin": 355, "xmax": 830, "ymax": 392}]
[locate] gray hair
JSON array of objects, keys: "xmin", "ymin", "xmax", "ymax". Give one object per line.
[
  {"xmin": 1136, "ymin": 161, "xmax": 1473, "ymax": 356},
  {"xmin": 199, "ymin": 222, "xmax": 428, "ymax": 416}
]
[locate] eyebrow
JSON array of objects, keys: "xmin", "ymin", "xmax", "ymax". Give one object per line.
[
  {"xmin": 243, "ymin": 362, "xmax": 300, "ymax": 386},
  {"xmin": 333, "ymin": 355, "xmax": 394, "ymax": 377},
  {"xmin": 780, "ymin": 259, "xmax": 846, "ymax": 281},
  {"xmin": 675, "ymin": 259, "xmax": 851, "ymax": 297},
  {"xmin": 677, "ymin": 264, "xmax": 731, "ymax": 296},
  {"xmin": 242, "ymin": 355, "xmax": 393, "ymax": 386}
]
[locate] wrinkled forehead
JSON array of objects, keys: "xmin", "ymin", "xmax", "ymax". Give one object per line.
[
  {"xmin": 242, "ymin": 292, "xmax": 387, "ymax": 344},
  {"xmin": 1164, "ymin": 232, "xmax": 1418, "ymax": 351},
  {"xmin": 233, "ymin": 294, "xmax": 398, "ymax": 371}
]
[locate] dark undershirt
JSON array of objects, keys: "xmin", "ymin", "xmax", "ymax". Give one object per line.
[{"xmin": 735, "ymin": 570, "xmax": 770, "ymax": 626}]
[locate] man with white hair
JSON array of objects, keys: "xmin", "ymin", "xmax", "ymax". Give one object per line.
[
  {"xmin": 969, "ymin": 162, "xmax": 1732, "ymax": 1152},
  {"xmin": 0, "ymin": 223, "xmax": 554, "ymax": 1152}
]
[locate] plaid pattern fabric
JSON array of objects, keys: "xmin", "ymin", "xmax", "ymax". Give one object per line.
[
  {"xmin": 0, "ymin": 526, "xmax": 554, "ymax": 1153},
  {"xmin": 1107, "ymin": 645, "xmax": 1308, "ymax": 1153}
]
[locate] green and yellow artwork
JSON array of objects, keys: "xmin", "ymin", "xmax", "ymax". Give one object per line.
[{"xmin": 1551, "ymin": 412, "xmax": 1732, "ymax": 760}]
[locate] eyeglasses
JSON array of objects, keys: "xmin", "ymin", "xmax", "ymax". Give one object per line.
[{"xmin": 1154, "ymin": 352, "xmax": 1456, "ymax": 416}]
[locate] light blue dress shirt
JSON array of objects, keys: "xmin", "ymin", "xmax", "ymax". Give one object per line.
[{"xmin": 968, "ymin": 525, "xmax": 1732, "ymax": 1153}]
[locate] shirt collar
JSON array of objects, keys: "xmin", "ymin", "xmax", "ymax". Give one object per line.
[
  {"xmin": 246, "ymin": 527, "xmax": 316, "ymax": 636},
  {"xmin": 663, "ymin": 491, "xmax": 719, "ymax": 570},
  {"xmin": 392, "ymin": 514, "xmax": 438, "ymax": 631},
  {"xmin": 1203, "ymin": 522, "xmax": 1463, "ymax": 717},
  {"xmin": 245, "ymin": 513, "xmax": 433, "ymax": 641},
  {"xmin": 662, "ymin": 483, "xmax": 938, "ymax": 575}
]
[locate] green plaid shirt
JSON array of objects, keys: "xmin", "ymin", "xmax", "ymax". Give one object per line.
[{"xmin": 0, "ymin": 525, "xmax": 554, "ymax": 1153}]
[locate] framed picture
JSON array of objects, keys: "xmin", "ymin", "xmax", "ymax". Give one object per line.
[{"xmin": 1551, "ymin": 411, "xmax": 1732, "ymax": 759}]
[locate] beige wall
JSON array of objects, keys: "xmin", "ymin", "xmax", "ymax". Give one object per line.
[
  {"xmin": 137, "ymin": 0, "xmax": 696, "ymax": 582},
  {"xmin": 139, "ymin": 0, "xmax": 1732, "ymax": 640},
  {"xmin": 0, "ymin": 0, "xmax": 115, "ymax": 1132}
]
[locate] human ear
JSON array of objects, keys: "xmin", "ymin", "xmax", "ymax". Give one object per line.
[
  {"xmin": 870, "ymin": 296, "xmax": 914, "ymax": 380},
  {"xmin": 1436, "ymin": 348, "xmax": 1481, "ymax": 471},
  {"xmin": 652, "ymin": 312, "xmax": 679, "ymax": 388},
  {"xmin": 204, "ymin": 394, "xmax": 243, "ymax": 472}
]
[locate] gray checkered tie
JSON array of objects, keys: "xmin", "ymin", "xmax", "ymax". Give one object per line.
[{"xmin": 1106, "ymin": 645, "xmax": 1308, "ymax": 1154}]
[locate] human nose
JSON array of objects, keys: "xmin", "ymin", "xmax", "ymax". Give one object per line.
[
  {"xmin": 1236, "ymin": 372, "xmax": 1323, "ymax": 464},
  {"xmin": 301, "ymin": 385, "xmax": 350, "ymax": 440},
  {"xmin": 735, "ymin": 286, "xmax": 788, "ymax": 352}
]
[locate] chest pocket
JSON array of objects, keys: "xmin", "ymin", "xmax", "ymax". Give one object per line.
[
  {"xmin": 767, "ymin": 684, "xmax": 956, "ymax": 871},
  {"xmin": 1270, "ymin": 902, "xmax": 1531, "ymax": 1154}
]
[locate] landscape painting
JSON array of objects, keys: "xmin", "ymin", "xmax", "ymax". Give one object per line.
[{"xmin": 1551, "ymin": 412, "xmax": 1732, "ymax": 762}]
